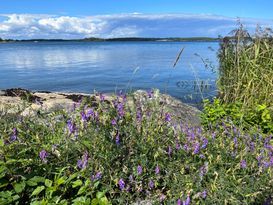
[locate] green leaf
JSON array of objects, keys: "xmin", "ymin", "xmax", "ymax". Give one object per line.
[
  {"xmin": 96, "ymin": 191, "xmax": 105, "ymax": 199},
  {"xmin": 27, "ymin": 176, "xmax": 45, "ymax": 186},
  {"xmin": 77, "ymin": 186, "xmax": 86, "ymax": 196},
  {"xmin": 72, "ymin": 179, "xmax": 83, "ymax": 188},
  {"xmin": 13, "ymin": 181, "xmax": 26, "ymax": 193},
  {"xmin": 45, "ymin": 179, "xmax": 53, "ymax": 187},
  {"xmin": 99, "ymin": 197, "xmax": 109, "ymax": 205},
  {"xmin": 56, "ymin": 177, "xmax": 66, "ymax": 186},
  {"xmin": 91, "ymin": 198, "xmax": 99, "ymax": 205},
  {"xmin": 0, "ymin": 166, "xmax": 7, "ymax": 179},
  {"xmin": 0, "ymin": 139, "xmax": 4, "ymax": 147},
  {"xmin": 31, "ymin": 186, "xmax": 45, "ymax": 196}
]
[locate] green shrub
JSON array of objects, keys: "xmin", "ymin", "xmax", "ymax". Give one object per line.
[{"xmin": 201, "ymin": 98, "xmax": 273, "ymax": 133}]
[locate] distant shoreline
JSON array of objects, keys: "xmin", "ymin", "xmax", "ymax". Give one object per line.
[{"xmin": 0, "ymin": 37, "xmax": 219, "ymax": 43}]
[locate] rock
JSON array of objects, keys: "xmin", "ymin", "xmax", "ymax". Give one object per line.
[
  {"xmin": 0, "ymin": 88, "xmax": 201, "ymax": 126},
  {"xmin": 132, "ymin": 90, "xmax": 201, "ymax": 126}
]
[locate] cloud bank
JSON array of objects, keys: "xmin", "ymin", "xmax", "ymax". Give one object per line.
[{"xmin": 0, "ymin": 13, "xmax": 273, "ymax": 39}]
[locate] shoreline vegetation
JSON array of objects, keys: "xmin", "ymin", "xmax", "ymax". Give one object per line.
[
  {"xmin": 0, "ymin": 37, "xmax": 219, "ymax": 43},
  {"xmin": 0, "ymin": 25, "xmax": 273, "ymax": 204}
]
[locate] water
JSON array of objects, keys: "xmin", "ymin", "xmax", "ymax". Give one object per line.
[{"xmin": 0, "ymin": 41, "xmax": 219, "ymax": 103}]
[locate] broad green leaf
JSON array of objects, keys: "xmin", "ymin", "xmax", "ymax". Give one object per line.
[
  {"xmin": 77, "ymin": 186, "xmax": 86, "ymax": 196},
  {"xmin": 99, "ymin": 197, "xmax": 109, "ymax": 205},
  {"xmin": 27, "ymin": 176, "xmax": 45, "ymax": 186},
  {"xmin": 31, "ymin": 186, "xmax": 45, "ymax": 196},
  {"xmin": 45, "ymin": 179, "xmax": 53, "ymax": 187},
  {"xmin": 96, "ymin": 191, "xmax": 105, "ymax": 199},
  {"xmin": 91, "ymin": 198, "xmax": 99, "ymax": 205},
  {"xmin": 56, "ymin": 177, "xmax": 66, "ymax": 186},
  {"xmin": 13, "ymin": 181, "xmax": 26, "ymax": 193}
]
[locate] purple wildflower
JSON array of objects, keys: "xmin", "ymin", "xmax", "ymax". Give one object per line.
[
  {"xmin": 148, "ymin": 180, "xmax": 154, "ymax": 189},
  {"xmin": 137, "ymin": 165, "xmax": 143, "ymax": 175},
  {"xmin": 176, "ymin": 142, "xmax": 181, "ymax": 150},
  {"xmin": 249, "ymin": 141, "xmax": 255, "ymax": 152},
  {"xmin": 177, "ymin": 199, "xmax": 182, "ymax": 205},
  {"xmin": 67, "ymin": 120, "xmax": 76, "ymax": 134},
  {"xmin": 99, "ymin": 93, "xmax": 105, "ymax": 102},
  {"xmin": 199, "ymin": 154, "xmax": 205, "ymax": 159},
  {"xmin": 183, "ymin": 144, "xmax": 189, "ymax": 152},
  {"xmin": 240, "ymin": 160, "xmax": 247, "ymax": 169},
  {"xmin": 91, "ymin": 172, "xmax": 102, "ymax": 181},
  {"xmin": 165, "ymin": 113, "xmax": 171, "ymax": 122},
  {"xmin": 81, "ymin": 111, "xmax": 88, "ymax": 121},
  {"xmin": 155, "ymin": 165, "xmax": 160, "ymax": 175},
  {"xmin": 193, "ymin": 142, "xmax": 200, "ymax": 154},
  {"xmin": 147, "ymin": 89, "xmax": 153, "ymax": 98},
  {"xmin": 111, "ymin": 119, "xmax": 117, "ymax": 126},
  {"xmin": 234, "ymin": 137, "xmax": 238, "ymax": 148},
  {"xmin": 117, "ymin": 103, "xmax": 125, "ymax": 117},
  {"xmin": 201, "ymin": 190, "xmax": 207, "ymax": 199},
  {"xmin": 136, "ymin": 109, "xmax": 142, "ymax": 122},
  {"xmin": 39, "ymin": 150, "xmax": 48, "ymax": 163},
  {"xmin": 115, "ymin": 132, "xmax": 120, "ymax": 145},
  {"xmin": 201, "ymin": 138, "xmax": 208, "ymax": 149},
  {"xmin": 10, "ymin": 128, "xmax": 18, "ymax": 142},
  {"xmin": 77, "ymin": 151, "xmax": 88, "ymax": 170},
  {"xmin": 185, "ymin": 195, "xmax": 190, "ymax": 205},
  {"xmin": 263, "ymin": 161, "xmax": 270, "ymax": 169},
  {"xmin": 86, "ymin": 109, "xmax": 94, "ymax": 118},
  {"xmin": 118, "ymin": 178, "xmax": 125, "ymax": 190}
]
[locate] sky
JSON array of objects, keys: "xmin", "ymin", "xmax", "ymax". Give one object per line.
[{"xmin": 0, "ymin": 0, "xmax": 273, "ymax": 39}]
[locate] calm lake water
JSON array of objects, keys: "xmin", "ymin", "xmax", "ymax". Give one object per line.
[{"xmin": 0, "ymin": 41, "xmax": 219, "ymax": 103}]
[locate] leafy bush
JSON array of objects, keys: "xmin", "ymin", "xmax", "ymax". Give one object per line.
[
  {"xmin": 0, "ymin": 91, "xmax": 273, "ymax": 204},
  {"xmin": 201, "ymin": 98, "xmax": 273, "ymax": 133}
]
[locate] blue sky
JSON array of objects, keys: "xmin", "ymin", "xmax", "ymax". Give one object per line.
[{"xmin": 0, "ymin": 0, "xmax": 273, "ymax": 39}]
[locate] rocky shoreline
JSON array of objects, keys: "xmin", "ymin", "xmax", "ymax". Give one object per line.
[{"xmin": 0, "ymin": 88, "xmax": 201, "ymax": 126}]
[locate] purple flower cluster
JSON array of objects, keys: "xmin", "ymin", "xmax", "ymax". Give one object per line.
[
  {"xmin": 77, "ymin": 151, "xmax": 89, "ymax": 170},
  {"xmin": 10, "ymin": 128, "xmax": 18, "ymax": 142},
  {"xmin": 39, "ymin": 150, "xmax": 48, "ymax": 163},
  {"xmin": 155, "ymin": 165, "xmax": 160, "ymax": 175},
  {"xmin": 146, "ymin": 89, "xmax": 154, "ymax": 98},
  {"xmin": 136, "ymin": 109, "xmax": 142, "ymax": 123},
  {"xmin": 118, "ymin": 178, "xmax": 125, "ymax": 190},
  {"xmin": 67, "ymin": 120, "xmax": 76, "ymax": 134},
  {"xmin": 240, "ymin": 160, "xmax": 247, "ymax": 169},
  {"xmin": 91, "ymin": 172, "xmax": 102, "ymax": 181},
  {"xmin": 137, "ymin": 165, "xmax": 143, "ymax": 175},
  {"xmin": 165, "ymin": 113, "xmax": 171, "ymax": 122},
  {"xmin": 99, "ymin": 93, "xmax": 105, "ymax": 102},
  {"xmin": 177, "ymin": 195, "xmax": 190, "ymax": 205}
]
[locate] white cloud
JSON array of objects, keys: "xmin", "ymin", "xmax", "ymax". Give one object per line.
[{"xmin": 0, "ymin": 13, "xmax": 272, "ymax": 39}]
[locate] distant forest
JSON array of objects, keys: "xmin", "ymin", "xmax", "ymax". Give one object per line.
[{"xmin": 0, "ymin": 37, "xmax": 219, "ymax": 42}]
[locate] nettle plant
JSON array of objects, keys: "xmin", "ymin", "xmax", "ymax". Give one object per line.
[{"xmin": 0, "ymin": 90, "xmax": 273, "ymax": 204}]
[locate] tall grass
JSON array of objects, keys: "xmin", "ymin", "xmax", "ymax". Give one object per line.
[{"xmin": 218, "ymin": 24, "xmax": 273, "ymax": 107}]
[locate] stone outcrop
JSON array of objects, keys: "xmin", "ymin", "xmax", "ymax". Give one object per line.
[{"xmin": 0, "ymin": 88, "xmax": 201, "ymax": 126}]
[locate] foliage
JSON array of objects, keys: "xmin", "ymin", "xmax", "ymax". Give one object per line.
[
  {"xmin": 201, "ymin": 98, "xmax": 273, "ymax": 133},
  {"xmin": 0, "ymin": 90, "xmax": 272, "ymax": 204},
  {"xmin": 218, "ymin": 24, "xmax": 273, "ymax": 107}
]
